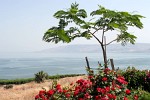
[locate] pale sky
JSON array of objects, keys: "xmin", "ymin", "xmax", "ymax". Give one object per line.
[{"xmin": 0, "ymin": 0, "xmax": 150, "ymax": 52}]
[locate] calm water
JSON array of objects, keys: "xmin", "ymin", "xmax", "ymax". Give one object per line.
[{"xmin": 0, "ymin": 52, "xmax": 150, "ymax": 79}]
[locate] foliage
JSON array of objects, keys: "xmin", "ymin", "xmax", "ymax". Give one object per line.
[
  {"xmin": 121, "ymin": 67, "xmax": 146, "ymax": 90},
  {"xmin": 138, "ymin": 90, "xmax": 150, "ymax": 100},
  {"xmin": 48, "ymin": 74, "xmax": 85, "ymax": 79},
  {"xmin": 35, "ymin": 67, "xmax": 139, "ymax": 100},
  {"xmin": 0, "ymin": 74, "xmax": 84, "ymax": 85},
  {"xmin": 43, "ymin": 2, "xmax": 144, "ymax": 67},
  {"xmin": 121, "ymin": 67, "xmax": 150, "ymax": 92},
  {"xmin": 34, "ymin": 71, "xmax": 50, "ymax": 83},
  {"xmin": 0, "ymin": 78, "xmax": 34, "ymax": 85}
]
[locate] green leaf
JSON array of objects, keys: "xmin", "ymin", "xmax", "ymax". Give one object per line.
[
  {"xmin": 53, "ymin": 10, "xmax": 67, "ymax": 18},
  {"xmin": 81, "ymin": 31, "xmax": 92, "ymax": 39},
  {"xmin": 77, "ymin": 9, "xmax": 87, "ymax": 18},
  {"xmin": 57, "ymin": 29, "xmax": 71, "ymax": 43},
  {"xmin": 109, "ymin": 22, "xmax": 119, "ymax": 28},
  {"xmin": 117, "ymin": 32, "xmax": 137, "ymax": 46}
]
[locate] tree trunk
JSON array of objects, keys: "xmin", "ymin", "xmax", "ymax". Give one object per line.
[
  {"xmin": 103, "ymin": 46, "xmax": 108, "ymax": 68},
  {"xmin": 100, "ymin": 35, "xmax": 108, "ymax": 68},
  {"xmin": 100, "ymin": 44, "xmax": 108, "ymax": 68}
]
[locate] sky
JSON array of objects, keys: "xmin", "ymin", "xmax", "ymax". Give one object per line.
[{"xmin": 0, "ymin": 0, "xmax": 150, "ymax": 52}]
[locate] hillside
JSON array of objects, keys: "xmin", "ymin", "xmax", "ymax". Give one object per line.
[{"xmin": 40, "ymin": 43, "xmax": 150, "ymax": 53}]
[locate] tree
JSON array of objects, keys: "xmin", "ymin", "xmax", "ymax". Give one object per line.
[{"xmin": 43, "ymin": 3, "xmax": 144, "ymax": 68}]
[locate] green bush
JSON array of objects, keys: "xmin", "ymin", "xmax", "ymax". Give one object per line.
[
  {"xmin": 121, "ymin": 67, "xmax": 146, "ymax": 90},
  {"xmin": 34, "ymin": 71, "xmax": 49, "ymax": 83},
  {"xmin": 139, "ymin": 91, "xmax": 150, "ymax": 100},
  {"xmin": 121, "ymin": 67, "xmax": 150, "ymax": 92}
]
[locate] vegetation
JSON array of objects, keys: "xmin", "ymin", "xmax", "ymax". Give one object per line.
[
  {"xmin": 35, "ymin": 66, "xmax": 150, "ymax": 100},
  {"xmin": 139, "ymin": 91, "xmax": 150, "ymax": 100},
  {"xmin": 34, "ymin": 71, "xmax": 49, "ymax": 83},
  {"xmin": 43, "ymin": 2, "xmax": 144, "ymax": 68},
  {"xmin": 0, "ymin": 74, "xmax": 84, "ymax": 85},
  {"xmin": 0, "ymin": 78, "xmax": 34, "ymax": 85},
  {"xmin": 121, "ymin": 67, "xmax": 150, "ymax": 92},
  {"xmin": 35, "ymin": 67, "xmax": 139, "ymax": 100}
]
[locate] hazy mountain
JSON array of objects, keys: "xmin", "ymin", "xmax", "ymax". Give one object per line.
[{"xmin": 40, "ymin": 43, "xmax": 150, "ymax": 53}]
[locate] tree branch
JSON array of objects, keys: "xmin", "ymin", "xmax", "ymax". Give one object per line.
[
  {"xmin": 89, "ymin": 31, "xmax": 103, "ymax": 45},
  {"xmin": 91, "ymin": 27, "xmax": 103, "ymax": 35},
  {"xmin": 105, "ymin": 39, "xmax": 117, "ymax": 46}
]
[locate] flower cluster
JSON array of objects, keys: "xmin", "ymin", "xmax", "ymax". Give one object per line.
[{"xmin": 35, "ymin": 68, "xmax": 139, "ymax": 100}]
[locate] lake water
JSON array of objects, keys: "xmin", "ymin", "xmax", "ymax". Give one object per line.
[{"xmin": 0, "ymin": 52, "xmax": 150, "ymax": 79}]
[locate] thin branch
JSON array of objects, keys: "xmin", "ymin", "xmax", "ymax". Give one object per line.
[
  {"xmin": 89, "ymin": 31, "xmax": 103, "ymax": 45},
  {"xmin": 91, "ymin": 27, "xmax": 103, "ymax": 35},
  {"xmin": 105, "ymin": 39, "xmax": 117, "ymax": 46}
]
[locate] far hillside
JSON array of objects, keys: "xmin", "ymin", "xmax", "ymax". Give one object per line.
[{"xmin": 40, "ymin": 43, "xmax": 150, "ymax": 53}]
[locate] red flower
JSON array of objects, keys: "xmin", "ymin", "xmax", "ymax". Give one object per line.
[
  {"xmin": 41, "ymin": 95, "xmax": 47, "ymax": 100},
  {"xmin": 102, "ymin": 77, "xmax": 108, "ymax": 81},
  {"xmin": 107, "ymin": 93, "xmax": 116, "ymax": 99},
  {"xmin": 84, "ymin": 92, "xmax": 91, "ymax": 99},
  {"xmin": 47, "ymin": 90, "xmax": 54, "ymax": 96},
  {"xmin": 124, "ymin": 96, "xmax": 128, "ymax": 100},
  {"xmin": 101, "ymin": 96, "xmax": 109, "ymax": 100},
  {"xmin": 74, "ymin": 90, "xmax": 79, "ymax": 96},
  {"xmin": 125, "ymin": 89, "xmax": 131, "ymax": 95},
  {"xmin": 95, "ymin": 95, "xmax": 100, "ymax": 100},
  {"xmin": 104, "ymin": 68, "xmax": 110, "ymax": 74},
  {"xmin": 58, "ymin": 88, "xmax": 63, "ymax": 93},
  {"xmin": 56, "ymin": 84, "xmax": 61, "ymax": 90},
  {"xmin": 65, "ymin": 93, "xmax": 70, "ymax": 98},
  {"xmin": 101, "ymin": 88, "xmax": 106, "ymax": 94},
  {"xmin": 39, "ymin": 90, "xmax": 46, "ymax": 98},
  {"xmin": 63, "ymin": 89, "xmax": 67, "ymax": 93},
  {"xmin": 117, "ymin": 76, "xmax": 128, "ymax": 84},
  {"xmin": 105, "ymin": 86, "xmax": 110, "ymax": 92},
  {"xmin": 39, "ymin": 90, "xmax": 46, "ymax": 95},
  {"xmin": 88, "ymin": 75, "xmax": 93, "ymax": 79},
  {"xmin": 111, "ymin": 87, "xmax": 115, "ymax": 91},
  {"xmin": 97, "ymin": 87, "xmax": 106, "ymax": 94},
  {"xmin": 78, "ymin": 98, "xmax": 84, "ymax": 100},
  {"xmin": 134, "ymin": 95, "xmax": 138, "ymax": 100},
  {"xmin": 97, "ymin": 87, "xmax": 102, "ymax": 92},
  {"xmin": 35, "ymin": 94, "xmax": 40, "ymax": 99},
  {"xmin": 56, "ymin": 84, "xmax": 63, "ymax": 93}
]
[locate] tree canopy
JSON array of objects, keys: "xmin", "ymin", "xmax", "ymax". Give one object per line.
[{"xmin": 43, "ymin": 3, "xmax": 144, "ymax": 67}]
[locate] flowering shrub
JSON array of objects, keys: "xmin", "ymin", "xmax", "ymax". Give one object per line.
[
  {"xmin": 122, "ymin": 67, "xmax": 150, "ymax": 92},
  {"xmin": 35, "ymin": 67, "xmax": 139, "ymax": 100}
]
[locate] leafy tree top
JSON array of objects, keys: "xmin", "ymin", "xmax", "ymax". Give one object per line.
[
  {"xmin": 43, "ymin": 3, "xmax": 144, "ymax": 68},
  {"xmin": 43, "ymin": 3, "xmax": 144, "ymax": 46}
]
